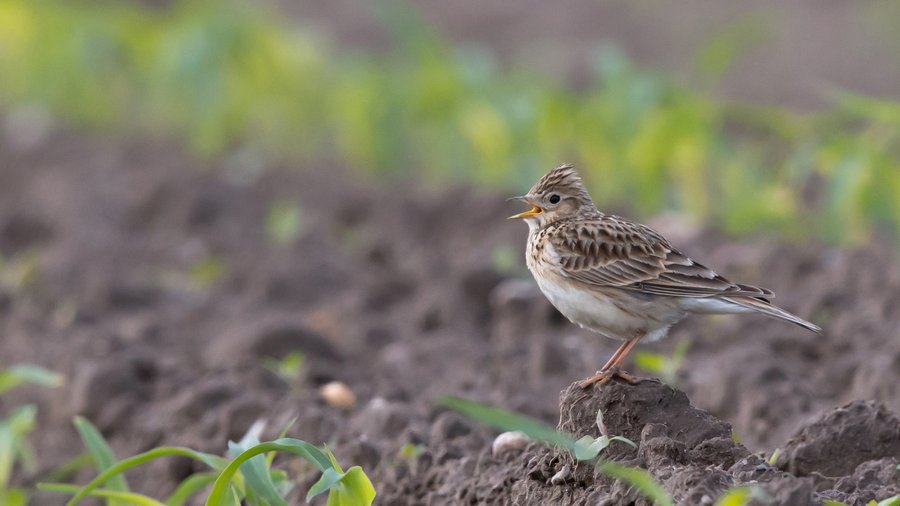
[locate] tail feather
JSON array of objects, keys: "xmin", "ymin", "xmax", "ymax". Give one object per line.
[{"xmin": 726, "ymin": 296, "xmax": 821, "ymax": 333}]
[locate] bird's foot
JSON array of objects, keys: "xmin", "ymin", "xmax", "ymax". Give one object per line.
[{"xmin": 578, "ymin": 366, "xmax": 642, "ymax": 389}]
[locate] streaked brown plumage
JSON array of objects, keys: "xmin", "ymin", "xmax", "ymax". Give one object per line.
[{"xmin": 509, "ymin": 164, "xmax": 820, "ymax": 387}]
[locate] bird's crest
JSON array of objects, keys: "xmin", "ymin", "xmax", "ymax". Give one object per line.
[{"xmin": 531, "ymin": 164, "xmax": 593, "ymax": 205}]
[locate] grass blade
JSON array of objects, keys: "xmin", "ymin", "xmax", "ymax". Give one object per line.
[
  {"xmin": 598, "ymin": 461, "xmax": 673, "ymax": 506},
  {"xmin": 227, "ymin": 439, "xmax": 285, "ymax": 506},
  {"xmin": 0, "ymin": 489, "xmax": 28, "ymax": 506},
  {"xmin": 0, "ymin": 364, "xmax": 64, "ymax": 396},
  {"xmin": 715, "ymin": 486, "xmax": 751, "ymax": 506},
  {"xmin": 165, "ymin": 473, "xmax": 218, "ymax": 506},
  {"xmin": 41, "ymin": 453, "xmax": 94, "ymax": 482},
  {"xmin": 73, "ymin": 416, "xmax": 129, "ymax": 505},
  {"xmin": 877, "ymin": 497, "xmax": 900, "ymax": 506},
  {"xmin": 441, "ymin": 396, "xmax": 576, "ymax": 450},
  {"xmin": 0, "ymin": 422, "xmax": 14, "ymax": 488},
  {"xmin": 40, "ymin": 483, "xmax": 166, "ymax": 506},
  {"xmin": 205, "ymin": 439, "xmax": 333, "ymax": 506},
  {"xmin": 49, "ymin": 446, "xmax": 228, "ymax": 506}
]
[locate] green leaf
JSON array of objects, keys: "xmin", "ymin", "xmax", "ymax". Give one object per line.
[
  {"xmin": 325, "ymin": 466, "xmax": 376, "ymax": 506},
  {"xmin": 5, "ymin": 405, "xmax": 38, "ymax": 474},
  {"xmin": 42, "ymin": 452, "xmax": 95, "ymax": 482},
  {"xmin": 441, "ymin": 396, "xmax": 575, "ymax": 450},
  {"xmin": 634, "ymin": 352, "xmax": 667, "ymax": 375},
  {"xmin": 73, "ymin": 416, "xmax": 129, "ymax": 505},
  {"xmin": 55, "ymin": 446, "xmax": 229, "ymax": 506},
  {"xmin": 227, "ymin": 438, "xmax": 286, "ymax": 506},
  {"xmin": 0, "ymin": 364, "xmax": 64, "ymax": 396},
  {"xmin": 443, "ymin": 396, "xmax": 634, "ymax": 460},
  {"xmin": 0, "ymin": 424, "xmax": 15, "ymax": 488},
  {"xmin": 307, "ymin": 467, "xmax": 344, "ymax": 501},
  {"xmin": 266, "ymin": 201, "xmax": 304, "ymax": 244},
  {"xmin": 0, "ymin": 488, "xmax": 29, "ymax": 506},
  {"xmin": 205, "ymin": 438, "xmax": 334, "ymax": 506},
  {"xmin": 267, "ymin": 417, "xmax": 298, "ymax": 468},
  {"xmin": 574, "ymin": 435, "xmax": 610, "ymax": 461},
  {"xmin": 189, "ymin": 256, "xmax": 227, "ymax": 288},
  {"xmin": 715, "ymin": 486, "xmax": 751, "ymax": 506},
  {"xmin": 262, "ymin": 352, "xmax": 305, "ymax": 383},
  {"xmin": 598, "ymin": 462, "xmax": 673, "ymax": 506},
  {"xmin": 768, "ymin": 447, "xmax": 781, "ymax": 466},
  {"xmin": 877, "ymin": 496, "xmax": 900, "ymax": 506},
  {"xmin": 609, "ymin": 435, "xmax": 637, "ymax": 448},
  {"xmin": 40, "ymin": 483, "xmax": 166, "ymax": 506},
  {"xmin": 165, "ymin": 473, "xmax": 218, "ymax": 506},
  {"xmin": 822, "ymin": 501, "xmax": 850, "ymax": 506}
]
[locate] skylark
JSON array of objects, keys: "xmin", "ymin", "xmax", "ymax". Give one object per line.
[{"xmin": 509, "ymin": 164, "xmax": 821, "ymax": 388}]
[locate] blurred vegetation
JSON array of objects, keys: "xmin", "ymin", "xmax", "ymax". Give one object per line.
[
  {"xmin": 1, "ymin": 0, "xmax": 899, "ymax": 244},
  {"xmin": 0, "ymin": 364, "xmax": 64, "ymax": 505}
]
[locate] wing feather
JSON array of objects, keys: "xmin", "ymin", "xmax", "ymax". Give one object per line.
[{"xmin": 548, "ymin": 217, "xmax": 772, "ymax": 299}]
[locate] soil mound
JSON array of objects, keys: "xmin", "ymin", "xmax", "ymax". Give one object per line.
[{"xmin": 381, "ymin": 379, "xmax": 900, "ymax": 505}]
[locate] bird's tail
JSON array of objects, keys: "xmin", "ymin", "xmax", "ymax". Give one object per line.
[{"xmin": 726, "ymin": 296, "xmax": 822, "ymax": 333}]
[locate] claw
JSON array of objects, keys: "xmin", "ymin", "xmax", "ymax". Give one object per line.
[{"xmin": 578, "ymin": 366, "xmax": 642, "ymax": 389}]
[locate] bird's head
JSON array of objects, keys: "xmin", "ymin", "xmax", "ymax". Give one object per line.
[{"xmin": 508, "ymin": 164, "xmax": 595, "ymax": 229}]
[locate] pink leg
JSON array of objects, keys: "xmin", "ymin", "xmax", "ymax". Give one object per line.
[{"xmin": 578, "ymin": 335, "xmax": 644, "ymax": 388}]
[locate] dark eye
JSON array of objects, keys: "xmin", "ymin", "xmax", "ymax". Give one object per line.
[{"xmin": 548, "ymin": 194, "xmax": 561, "ymax": 204}]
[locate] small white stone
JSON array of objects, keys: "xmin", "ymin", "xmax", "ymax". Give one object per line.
[
  {"xmin": 319, "ymin": 381, "xmax": 356, "ymax": 408},
  {"xmin": 491, "ymin": 431, "xmax": 531, "ymax": 457},
  {"xmin": 550, "ymin": 464, "xmax": 571, "ymax": 485}
]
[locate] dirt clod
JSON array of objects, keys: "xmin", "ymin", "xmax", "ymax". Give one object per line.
[{"xmin": 777, "ymin": 400, "xmax": 900, "ymax": 478}]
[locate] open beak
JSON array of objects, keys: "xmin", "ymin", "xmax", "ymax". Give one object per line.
[{"xmin": 506, "ymin": 195, "xmax": 543, "ymax": 220}]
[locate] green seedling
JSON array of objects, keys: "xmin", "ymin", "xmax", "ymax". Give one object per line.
[
  {"xmin": 573, "ymin": 435, "xmax": 636, "ymax": 462},
  {"xmin": 41, "ymin": 417, "xmax": 375, "ymax": 506},
  {"xmin": 714, "ymin": 486, "xmax": 769, "ymax": 506},
  {"xmin": 0, "ymin": 364, "xmax": 63, "ymax": 505},
  {"xmin": 0, "ymin": 252, "xmax": 41, "ymax": 291},
  {"xmin": 0, "ymin": 365, "xmax": 64, "ymax": 396},
  {"xmin": 767, "ymin": 447, "xmax": 781, "ymax": 466},
  {"xmin": 266, "ymin": 201, "xmax": 304, "ymax": 245},
  {"xmin": 598, "ymin": 461, "xmax": 673, "ymax": 506},
  {"xmin": 441, "ymin": 396, "xmax": 635, "ymax": 461},
  {"xmin": 634, "ymin": 340, "xmax": 690, "ymax": 385},
  {"xmin": 189, "ymin": 256, "xmax": 228, "ymax": 288},
  {"xmin": 262, "ymin": 352, "xmax": 306, "ymax": 384},
  {"xmin": 399, "ymin": 443, "xmax": 425, "ymax": 462}
]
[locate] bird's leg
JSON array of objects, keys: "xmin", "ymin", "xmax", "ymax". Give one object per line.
[{"xmin": 579, "ymin": 335, "xmax": 644, "ymax": 388}]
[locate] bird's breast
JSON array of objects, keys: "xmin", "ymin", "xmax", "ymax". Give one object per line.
[{"xmin": 526, "ymin": 232, "xmax": 683, "ymax": 340}]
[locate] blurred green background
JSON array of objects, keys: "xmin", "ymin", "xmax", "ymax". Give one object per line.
[{"xmin": 1, "ymin": 0, "xmax": 899, "ymax": 244}]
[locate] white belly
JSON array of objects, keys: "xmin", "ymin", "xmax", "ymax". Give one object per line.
[{"xmin": 533, "ymin": 270, "xmax": 682, "ymax": 341}]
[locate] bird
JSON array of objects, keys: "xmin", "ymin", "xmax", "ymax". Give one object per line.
[{"xmin": 508, "ymin": 164, "xmax": 821, "ymax": 388}]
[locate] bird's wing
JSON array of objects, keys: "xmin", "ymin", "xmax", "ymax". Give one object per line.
[{"xmin": 547, "ymin": 217, "xmax": 773, "ymax": 299}]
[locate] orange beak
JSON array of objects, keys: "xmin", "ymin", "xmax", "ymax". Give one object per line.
[{"xmin": 507, "ymin": 196, "xmax": 543, "ymax": 219}]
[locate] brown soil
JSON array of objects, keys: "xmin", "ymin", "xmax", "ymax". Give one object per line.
[{"xmin": 3, "ymin": 129, "xmax": 900, "ymax": 505}]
